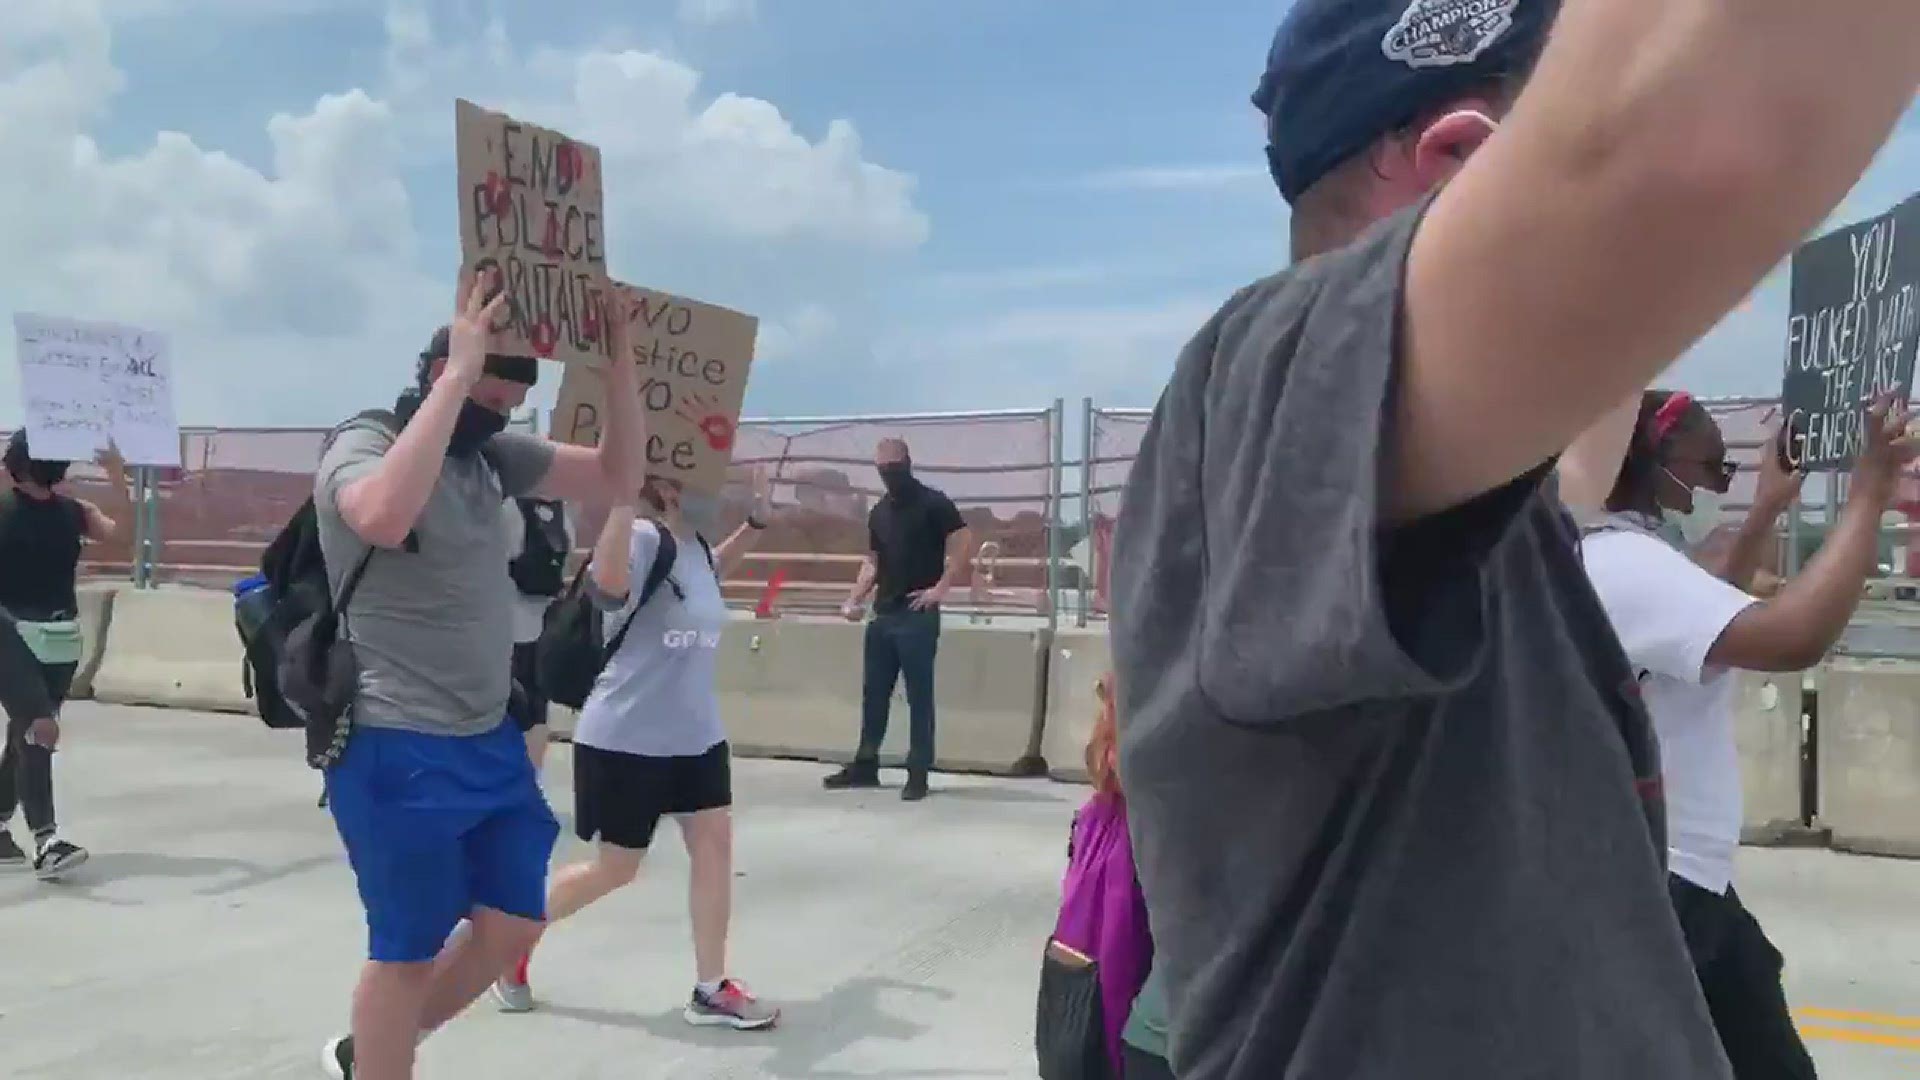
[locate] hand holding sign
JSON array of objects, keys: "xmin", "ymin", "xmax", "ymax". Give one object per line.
[
  {"xmin": 1850, "ymin": 392, "xmax": 1920, "ymax": 506},
  {"xmin": 450, "ymin": 269, "xmax": 509, "ymax": 386},
  {"xmin": 1753, "ymin": 414, "xmax": 1807, "ymax": 515}
]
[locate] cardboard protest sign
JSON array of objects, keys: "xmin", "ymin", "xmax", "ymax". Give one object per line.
[
  {"xmin": 553, "ymin": 284, "xmax": 759, "ymax": 494},
  {"xmin": 1782, "ymin": 193, "xmax": 1920, "ymax": 471},
  {"xmin": 455, "ymin": 99, "xmax": 613, "ymax": 366},
  {"xmin": 12, "ymin": 314, "xmax": 181, "ymax": 466}
]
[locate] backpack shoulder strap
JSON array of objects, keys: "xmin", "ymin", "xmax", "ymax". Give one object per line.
[
  {"xmin": 635, "ymin": 527, "xmax": 680, "ymax": 610},
  {"xmin": 603, "ymin": 527, "xmax": 679, "ymax": 662},
  {"xmin": 695, "ymin": 534, "xmax": 715, "ymax": 569}
]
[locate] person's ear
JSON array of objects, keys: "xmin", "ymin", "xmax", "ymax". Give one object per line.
[{"xmin": 1411, "ymin": 109, "xmax": 1499, "ymax": 188}]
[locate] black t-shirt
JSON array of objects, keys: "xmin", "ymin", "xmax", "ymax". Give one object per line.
[
  {"xmin": 0, "ymin": 490, "xmax": 86, "ymax": 621},
  {"xmin": 1109, "ymin": 204, "xmax": 1730, "ymax": 1079},
  {"xmin": 867, "ymin": 481, "xmax": 966, "ymax": 614}
]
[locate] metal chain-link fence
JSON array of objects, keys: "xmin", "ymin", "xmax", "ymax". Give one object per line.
[{"xmin": 5, "ymin": 405, "xmax": 1069, "ymax": 618}]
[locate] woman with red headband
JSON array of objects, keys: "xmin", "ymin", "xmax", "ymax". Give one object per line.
[{"xmin": 1579, "ymin": 389, "xmax": 1914, "ymax": 1079}]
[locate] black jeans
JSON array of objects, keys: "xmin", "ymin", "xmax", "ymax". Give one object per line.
[
  {"xmin": 858, "ymin": 608, "xmax": 941, "ymax": 772},
  {"xmin": 1669, "ymin": 876, "xmax": 1818, "ymax": 1080},
  {"xmin": 0, "ymin": 660, "xmax": 76, "ymax": 839}
]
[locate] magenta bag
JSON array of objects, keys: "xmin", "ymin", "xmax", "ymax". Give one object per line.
[{"xmin": 1037, "ymin": 792, "xmax": 1152, "ymax": 1080}]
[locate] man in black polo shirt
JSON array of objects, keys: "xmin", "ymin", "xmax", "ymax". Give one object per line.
[{"xmin": 825, "ymin": 438, "xmax": 971, "ymax": 802}]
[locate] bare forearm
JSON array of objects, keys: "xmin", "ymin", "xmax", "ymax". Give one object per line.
[
  {"xmin": 1557, "ymin": 392, "xmax": 1639, "ymax": 516},
  {"xmin": 1767, "ymin": 494, "xmax": 1881, "ymax": 657},
  {"xmin": 937, "ymin": 530, "xmax": 974, "ymax": 590},
  {"xmin": 847, "ymin": 559, "xmax": 876, "ymax": 603},
  {"xmin": 714, "ymin": 523, "xmax": 759, "ymax": 580},
  {"xmin": 590, "ymin": 504, "xmax": 637, "ymax": 599},
  {"xmin": 341, "ymin": 375, "xmax": 471, "ymax": 547},
  {"xmin": 1707, "ymin": 508, "xmax": 1785, "ymax": 590},
  {"xmin": 596, "ymin": 366, "xmax": 645, "ymax": 498}
]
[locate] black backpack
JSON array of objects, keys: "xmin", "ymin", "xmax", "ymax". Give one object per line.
[
  {"xmin": 508, "ymin": 497, "xmax": 570, "ymax": 598},
  {"xmin": 537, "ymin": 526, "xmax": 714, "ymax": 710},
  {"xmin": 235, "ymin": 409, "xmax": 499, "ymax": 769}
]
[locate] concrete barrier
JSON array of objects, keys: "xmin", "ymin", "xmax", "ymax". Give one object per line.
[
  {"xmin": 716, "ymin": 617, "xmax": 1049, "ymax": 775},
  {"xmin": 1734, "ymin": 670, "xmax": 1808, "ymax": 845},
  {"xmin": 91, "ymin": 586, "xmax": 251, "ymax": 714},
  {"xmin": 1043, "ymin": 627, "xmax": 1111, "ymax": 783},
  {"xmin": 1816, "ymin": 659, "xmax": 1920, "ymax": 858},
  {"xmin": 67, "ymin": 582, "xmax": 121, "ymax": 701}
]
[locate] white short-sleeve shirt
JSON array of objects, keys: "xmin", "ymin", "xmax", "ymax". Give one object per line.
[{"xmin": 1580, "ymin": 527, "xmax": 1760, "ymax": 894}]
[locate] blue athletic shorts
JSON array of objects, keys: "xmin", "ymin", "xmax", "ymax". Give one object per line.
[{"xmin": 325, "ymin": 720, "xmax": 560, "ymax": 964}]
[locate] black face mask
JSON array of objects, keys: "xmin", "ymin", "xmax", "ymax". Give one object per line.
[
  {"xmin": 878, "ymin": 462, "xmax": 913, "ymax": 497},
  {"xmin": 392, "ymin": 388, "xmax": 509, "ymax": 458},
  {"xmin": 448, "ymin": 401, "xmax": 509, "ymax": 457}
]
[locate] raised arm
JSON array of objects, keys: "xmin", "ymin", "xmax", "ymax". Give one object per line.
[
  {"xmin": 530, "ymin": 295, "xmax": 645, "ymax": 505},
  {"xmin": 336, "ymin": 276, "xmax": 505, "ymax": 548},
  {"xmin": 77, "ymin": 445, "xmax": 135, "ymax": 545},
  {"xmin": 1698, "ymin": 422, "xmax": 1805, "ymax": 589},
  {"xmin": 1708, "ymin": 397, "xmax": 1914, "ymax": 672},
  {"xmin": 1557, "ymin": 392, "xmax": 1641, "ymax": 517},
  {"xmin": 1392, "ymin": 0, "xmax": 1920, "ymax": 521},
  {"xmin": 589, "ymin": 504, "xmax": 638, "ymax": 604}
]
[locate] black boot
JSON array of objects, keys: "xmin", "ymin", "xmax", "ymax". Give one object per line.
[
  {"xmin": 823, "ymin": 759, "xmax": 881, "ymax": 791},
  {"xmin": 901, "ymin": 771, "xmax": 929, "ymax": 802}
]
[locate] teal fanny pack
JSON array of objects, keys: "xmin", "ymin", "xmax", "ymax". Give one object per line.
[{"xmin": 17, "ymin": 620, "xmax": 84, "ymax": 665}]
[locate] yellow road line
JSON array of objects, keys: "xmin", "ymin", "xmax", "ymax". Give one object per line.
[
  {"xmin": 1797, "ymin": 1008, "xmax": 1920, "ymax": 1032},
  {"xmin": 1798, "ymin": 1025, "xmax": 1920, "ymax": 1052}
]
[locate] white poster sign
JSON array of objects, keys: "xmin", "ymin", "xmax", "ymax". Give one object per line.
[{"xmin": 13, "ymin": 314, "xmax": 181, "ymax": 466}]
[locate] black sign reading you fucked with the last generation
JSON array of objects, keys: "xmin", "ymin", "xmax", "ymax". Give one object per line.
[{"xmin": 1782, "ymin": 193, "xmax": 1920, "ymax": 471}]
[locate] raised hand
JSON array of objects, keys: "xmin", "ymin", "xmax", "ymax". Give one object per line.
[
  {"xmin": 1851, "ymin": 393, "xmax": 1920, "ymax": 506},
  {"xmin": 450, "ymin": 268, "xmax": 508, "ymax": 386}
]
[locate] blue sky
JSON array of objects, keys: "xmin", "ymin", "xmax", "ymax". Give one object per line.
[{"xmin": 4, "ymin": 0, "xmax": 1919, "ymax": 428}]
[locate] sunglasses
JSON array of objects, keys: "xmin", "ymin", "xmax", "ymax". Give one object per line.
[{"xmin": 1680, "ymin": 458, "xmax": 1740, "ymax": 486}]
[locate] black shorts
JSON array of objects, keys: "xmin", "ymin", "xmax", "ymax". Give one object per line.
[
  {"xmin": 573, "ymin": 741, "xmax": 732, "ymax": 851},
  {"xmin": 509, "ymin": 641, "xmax": 548, "ymax": 733}
]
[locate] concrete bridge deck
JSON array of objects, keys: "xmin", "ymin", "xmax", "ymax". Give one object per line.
[{"xmin": 1, "ymin": 706, "xmax": 1915, "ymax": 1078}]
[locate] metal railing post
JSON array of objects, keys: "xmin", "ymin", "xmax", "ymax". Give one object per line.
[
  {"xmin": 1077, "ymin": 397, "xmax": 1095, "ymax": 628},
  {"xmin": 1046, "ymin": 398, "xmax": 1064, "ymax": 634}
]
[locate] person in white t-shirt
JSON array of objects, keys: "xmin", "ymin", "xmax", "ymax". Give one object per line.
[
  {"xmin": 1580, "ymin": 388, "xmax": 1915, "ymax": 1080},
  {"xmin": 492, "ymin": 470, "xmax": 782, "ymax": 1031}
]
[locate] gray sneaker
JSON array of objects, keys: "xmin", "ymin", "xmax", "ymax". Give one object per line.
[
  {"xmin": 0, "ymin": 831, "xmax": 25, "ymax": 868},
  {"xmin": 686, "ymin": 979, "xmax": 779, "ymax": 1030},
  {"xmin": 491, "ymin": 976, "xmax": 536, "ymax": 1013}
]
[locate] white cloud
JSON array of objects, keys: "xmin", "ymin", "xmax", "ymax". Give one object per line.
[
  {"xmin": 0, "ymin": 0, "xmax": 927, "ymax": 426},
  {"xmin": 758, "ymin": 304, "xmax": 837, "ymax": 363},
  {"xmin": 881, "ymin": 297, "xmax": 1221, "ymax": 411},
  {"xmin": 677, "ymin": 0, "xmax": 756, "ymax": 27},
  {"xmin": 1077, "ymin": 164, "xmax": 1268, "ymax": 192}
]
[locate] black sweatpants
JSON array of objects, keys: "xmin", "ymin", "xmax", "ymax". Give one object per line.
[
  {"xmin": 1669, "ymin": 876, "xmax": 1818, "ymax": 1080},
  {"xmin": 0, "ymin": 660, "xmax": 76, "ymax": 840}
]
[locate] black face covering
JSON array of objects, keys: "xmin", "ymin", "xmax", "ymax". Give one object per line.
[
  {"xmin": 878, "ymin": 462, "xmax": 913, "ymax": 497},
  {"xmin": 448, "ymin": 401, "xmax": 510, "ymax": 457},
  {"xmin": 391, "ymin": 387, "xmax": 510, "ymax": 458}
]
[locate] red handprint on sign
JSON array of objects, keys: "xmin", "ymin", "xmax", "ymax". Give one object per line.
[
  {"xmin": 529, "ymin": 317, "xmax": 559, "ymax": 358},
  {"xmin": 483, "ymin": 171, "xmax": 512, "ymax": 218},
  {"xmin": 675, "ymin": 392, "xmax": 736, "ymax": 452}
]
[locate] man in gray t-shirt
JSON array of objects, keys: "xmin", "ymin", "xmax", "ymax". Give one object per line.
[
  {"xmin": 1112, "ymin": 1, "xmax": 1919, "ymax": 1077},
  {"xmin": 313, "ymin": 276, "xmax": 644, "ymax": 1080}
]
